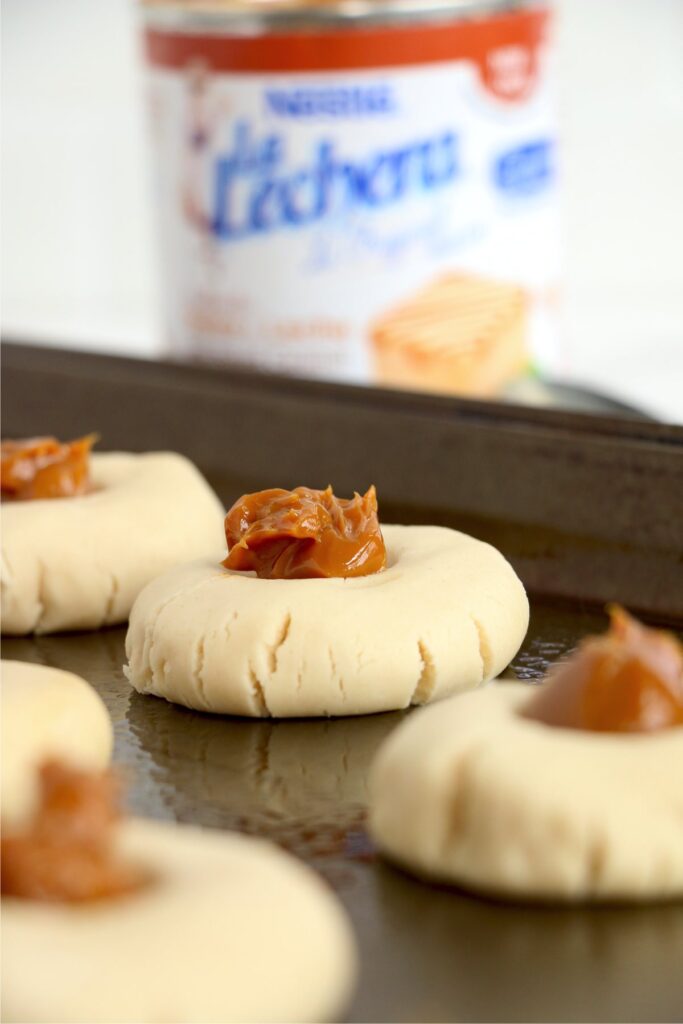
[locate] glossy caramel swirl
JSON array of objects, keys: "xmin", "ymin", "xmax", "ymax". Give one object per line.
[
  {"xmin": 1, "ymin": 761, "xmax": 149, "ymax": 903},
  {"xmin": 522, "ymin": 606, "xmax": 683, "ymax": 733},
  {"xmin": 1, "ymin": 435, "xmax": 97, "ymax": 501},
  {"xmin": 223, "ymin": 485, "xmax": 386, "ymax": 580}
]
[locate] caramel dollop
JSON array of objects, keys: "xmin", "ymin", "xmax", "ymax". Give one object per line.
[
  {"xmin": 223, "ymin": 485, "xmax": 386, "ymax": 580},
  {"xmin": 1, "ymin": 434, "xmax": 97, "ymax": 501},
  {"xmin": 522, "ymin": 606, "xmax": 683, "ymax": 733},
  {"xmin": 1, "ymin": 761, "xmax": 149, "ymax": 903}
]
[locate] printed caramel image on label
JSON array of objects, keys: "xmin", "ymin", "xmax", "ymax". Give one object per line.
[{"xmin": 371, "ymin": 274, "xmax": 528, "ymax": 397}]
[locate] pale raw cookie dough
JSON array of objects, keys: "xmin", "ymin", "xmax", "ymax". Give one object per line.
[
  {"xmin": 1, "ymin": 660, "xmax": 113, "ymax": 827},
  {"xmin": 2, "ymin": 819, "xmax": 357, "ymax": 1024},
  {"xmin": 1, "ymin": 452, "xmax": 225, "ymax": 635},
  {"xmin": 125, "ymin": 525, "xmax": 529, "ymax": 717},
  {"xmin": 369, "ymin": 684, "xmax": 683, "ymax": 902}
]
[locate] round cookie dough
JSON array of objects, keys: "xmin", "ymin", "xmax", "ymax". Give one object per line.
[
  {"xmin": 2, "ymin": 819, "xmax": 357, "ymax": 1024},
  {"xmin": 125, "ymin": 525, "xmax": 528, "ymax": 717},
  {"xmin": 1, "ymin": 660, "xmax": 113, "ymax": 827},
  {"xmin": 369, "ymin": 683, "xmax": 683, "ymax": 901},
  {"xmin": 1, "ymin": 452, "xmax": 225, "ymax": 635}
]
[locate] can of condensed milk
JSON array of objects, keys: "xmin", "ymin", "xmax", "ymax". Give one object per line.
[{"xmin": 142, "ymin": 0, "xmax": 559, "ymax": 397}]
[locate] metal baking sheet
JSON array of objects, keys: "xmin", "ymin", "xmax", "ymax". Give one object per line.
[
  {"xmin": 3, "ymin": 343, "xmax": 683, "ymax": 1021},
  {"xmin": 3, "ymin": 602, "xmax": 683, "ymax": 1023}
]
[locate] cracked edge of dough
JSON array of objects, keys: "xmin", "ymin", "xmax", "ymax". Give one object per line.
[
  {"xmin": 469, "ymin": 613, "xmax": 493, "ymax": 680},
  {"xmin": 411, "ymin": 639, "xmax": 437, "ymax": 705},
  {"xmin": 252, "ymin": 611, "xmax": 294, "ymax": 714}
]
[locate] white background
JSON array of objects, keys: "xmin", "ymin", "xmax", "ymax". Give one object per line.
[{"xmin": 3, "ymin": 0, "xmax": 683, "ymax": 421}]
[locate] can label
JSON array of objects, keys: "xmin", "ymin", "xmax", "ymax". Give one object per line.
[{"xmin": 145, "ymin": 6, "xmax": 560, "ymax": 395}]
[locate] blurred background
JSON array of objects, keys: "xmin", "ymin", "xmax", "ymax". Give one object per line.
[{"xmin": 2, "ymin": 0, "xmax": 683, "ymax": 422}]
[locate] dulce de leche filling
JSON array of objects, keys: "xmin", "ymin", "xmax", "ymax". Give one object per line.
[
  {"xmin": 223, "ymin": 485, "xmax": 386, "ymax": 580},
  {"xmin": 1, "ymin": 435, "xmax": 97, "ymax": 501},
  {"xmin": 1, "ymin": 761, "xmax": 150, "ymax": 903},
  {"xmin": 522, "ymin": 606, "xmax": 683, "ymax": 733}
]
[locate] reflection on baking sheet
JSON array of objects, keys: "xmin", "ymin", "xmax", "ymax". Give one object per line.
[{"xmin": 126, "ymin": 691, "xmax": 399, "ymax": 875}]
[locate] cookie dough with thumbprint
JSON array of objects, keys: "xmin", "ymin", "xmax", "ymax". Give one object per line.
[
  {"xmin": 1, "ymin": 436, "xmax": 225, "ymax": 634},
  {"xmin": 369, "ymin": 608, "xmax": 683, "ymax": 902},
  {"xmin": 1, "ymin": 761, "xmax": 357, "ymax": 1024},
  {"xmin": 125, "ymin": 485, "xmax": 529, "ymax": 717}
]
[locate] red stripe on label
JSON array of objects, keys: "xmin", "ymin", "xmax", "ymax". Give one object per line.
[{"xmin": 145, "ymin": 7, "xmax": 550, "ymax": 101}]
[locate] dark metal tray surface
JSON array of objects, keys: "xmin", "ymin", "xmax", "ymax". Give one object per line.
[
  {"xmin": 3, "ymin": 602, "xmax": 683, "ymax": 1024},
  {"xmin": 3, "ymin": 343, "xmax": 683, "ymax": 1021}
]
